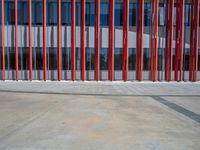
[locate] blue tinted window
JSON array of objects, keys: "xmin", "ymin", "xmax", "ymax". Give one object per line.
[
  {"xmin": 115, "ymin": 3, "xmax": 123, "ymax": 26},
  {"xmin": 114, "ymin": 48, "xmax": 122, "ymax": 70},
  {"xmin": 129, "ymin": 48, "xmax": 136, "ymax": 70},
  {"xmin": 100, "ymin": 3, "xmax": 108, "ymax": 26},
  {"xmin": 61, "ymin": 2, "xmax": 71, "ymax": 25},
  {"xmin": 32, "ymin": 2, "xmax": 42, "ymax": 25},
  {"xmin": 184, "ymin": 4, "xmax": 191, "ymax": 26},
  {"xmin": 47, "ymin": 2, "xmax": 57, "ymax": 25},
  {"xmin": 76, "ymin": 3, "xmax": 80, "ymax": 25},
  {"xmin": 159, "ymin": 3, "xmax": 165, "ymax": 26},
  {"xmin": 18, "ymin": 1, "xmax": 28, "ymax": 25},
  {"xmin": 86, "ymin": 3, "xmax": 94, "ymax": 26},
  {"xmin": 144, "ymin": 3, "xmax": 151, "ymax": 26},
  {"xmin": 86, "ymin": 48, "xmax": 94, "ymax": 70},
  {"xmin": 129, "ymin": 3, "xmax": 137, "ymax": 26},
  {"xmin": 5, "ymin": 2, "xmax": 14, "ymax": 25},
  {"xmin": 100, "ymin": 48, "xmax": 108, "ymax": 70}
]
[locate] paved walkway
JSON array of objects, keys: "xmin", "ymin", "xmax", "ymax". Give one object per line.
[
  {"xmin": 0, "ymin": 82, "xmax": 200, "ymax": 150},
  {"xmin": 0, "ymin": 81, "xmax": 200, "ymax": 96}
]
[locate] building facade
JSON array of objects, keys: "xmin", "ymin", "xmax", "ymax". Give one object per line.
[{"xmin": 0, "ymin": 0, "xmax": 199, "ymax": 81}]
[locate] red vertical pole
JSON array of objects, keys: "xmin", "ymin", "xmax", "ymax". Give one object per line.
[
  {"xmin": 94, "ymin": 0, "xmax": 100, "ymax": 81},
  {"xmin": 81, "ymin": 0, "xmax": 86, "ymax": 81},
  {"xmin": 122, "ymin": 0, "xmax": 129, "ymax": 81},
  {"xmin": 43, "ymin": 0, "xmax": 47, "ymax": 81},
  {"xmin": 136, "ymin": 0, "xmax": 144, "ymax": 81},
  {"xmin": 71, "ymin": 0, "xmax": 76, "ymax": 81},
  {"xmin": 15, "ymin": 0, "xmax": 18, "ymax": 81},
  {"xmin": 165, "ymin": 0, "xmax": 174, "ymax": 81},
  {"xmin": 1, "ymin": 0, "xmax": 5, "ymax": 80},
  {"xmin": 57, "ymin": 0, "xmax": 61, "ymax": 81},
  {"xmin": 108, "ymin": 0, "xmax": 114, "ymax": 81},
  {"xmin": 175, "ymin": 0, "xmax": 184, "ymax": 81},
  {"xmin": 29, "ymin": 0, "xmax": 32, "ymax": 81},
  {"xmin": 189, "ymin": 0, "xmax": 199, "ymax": 81},
  {"xmin": 150, "ymin": 0, "xmax": 159, "ymax": 81}
]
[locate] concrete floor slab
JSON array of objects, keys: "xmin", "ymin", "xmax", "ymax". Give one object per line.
[{"xmin": 0, "ymin": 87, "xmax": 200, "ymax": 150}]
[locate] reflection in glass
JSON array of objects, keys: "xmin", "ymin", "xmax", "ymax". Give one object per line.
[
  {"xmin": 61, "ymin": 2, "xmax": 71, "ymax": 25},
  {"xmin": 129, "ymin": 3, "xmax": 136, "ymax": 26},
  {"xmin": 100, "ymin": 48, "xmax": 108, "ymax": 70},
  {"xmin": 129, "ymin": 48, "xmax": 136, "ymax": 70},
  {"xmin": 143, "ymin": 48, "xmax": 151, "ymax": 70},
  {"xmin": 47, "ymin": 48, "xmax": 57, "ymax": 70},
  {"xmin": 100, "ymin": 3, "xmax": 108, "ymax": 26},
  {"xmin": 19, "ymin": 48, "xmax": 29, "ymax": 70},
  {"xmin": 86, "ymin": 3, "xmax": 94, "ymax": 26},
  {"xmin": 33, "ymin": 48, "xmax": 43, "ymax": 70},
  {"xmin": 62, "ymin": 48, "xmax": 71, "ymax": 70},
  {"xmin": 86, "ymin": 48, "xmax": 94, "ymax": 70},
  {"xmin": 115, "ymin": 3, "xmax": 123, "ymax": 26},
  {"xmin": 32, "ymin": 1, "xmax": 43, "ymax": 25},
  {"xmin": 114, "ymin": 48, "xmax": 122, "ymax": 70},
  {"xmin": 18, "ymin": 1, "xmax": 28, "ymax": 25},
  {"xmin": 47, "ymin": 2, "xmax": 57, "ymax": 25},
  {"xmin": 5, "ymin": 47, "xmax": 15, "ymax": 70}
]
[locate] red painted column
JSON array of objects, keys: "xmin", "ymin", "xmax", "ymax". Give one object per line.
[
  {"xmin": 122, "ymin": 0, "xmax": 129, "ymax": 81},
  {"xmin": 1, "ymin": 0, "xmax": 5, "ymax": 80},
  {"xmin": 175, "ymin": 0, "xmax": 184, "ymax": 81},
  {"xmin": 150, "ymin": 0, "xmax": 159, "ymax": 81},
  {"xmin": 29, "ymin": 0, "xmax": 32, "ymax": 81},
  {"xmin": 43, "ymin": 0, "xmax": 47, "ymax": 81},
  {"xmin": 15, "ymin": 0, "xmax": 18, "ymax": 81},
  {"xmin": 57, "ymin": 0, "xmax": 61, "ymax": 81},
  {"xmin": 94, "ymin": 0, "xmax": 100, "ymax": 81},
  {"xmin": 108, "ymin": 0, "xmax": 115, "ymax": 81},
  {"xmin": 136, "ymin": 0, "xmax": 144, "ymax": 81},
  {"xmin": 189, "ymin": 0, "xmax": 199, "ymax": 82},
  {"xmin": 71, "ymin": 0, "xmax": 76, "ymax": 81},
  {"xmin": 165, "ymin": 0, "xmax": 174, "ymax": 81},
  {"xmin": 81, "ymin": 0, "xmax": 86, "ymax": 81}
]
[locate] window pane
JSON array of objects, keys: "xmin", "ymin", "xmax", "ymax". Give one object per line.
[
  {"xmin": 159, "ymin": 4, "xmax": 165, "ymax": 26},
  {"xmin": 5, "ymin": 47, "xmax": 15, "ymax": 70},
  {"xmin": 61, "ymin": 2, "xmax": 71, "ymax": 25},
  {"xmin": 184, "ymin": 4, "xmax": 191, "ymax": 26},
  {"xmin": 115, "ymin": 3, "xmax": 123, "ymax": 26},
  {"xmin": 86, "ymin": 3, "xmax": 94, "ymax": 26},
  {"xmin": 18, "ymin": 1, "xmax": 28, "ymax": 25},
  {"xmin": 76, "ymin": 48, "xmax": 80, "ymax": 70},
  {"xmin": 33, "ymin": 48, "xmax": 43, "ymax": 70},
  {"xmin": 86, "ymin": 48, "xmax": 94, "ymax": 70},
  {"xmin": 143, "ymin": 48, "xmax": 151, "ymax": 70},
  {"xmin": 76, "ymin": 3, "xmax": 80, "ymax": 25},
  {"xmin": 129, "ymin": 48, "xmax": 136, "ymax": 70},
  {"xmin": 183, "ymin": 48, "xmax": 189, "ymax": 71},
  {"xmin": 100, "ymin": 48, "xmax": 108, "ymax": 70},
  {"xmin": 129, "ymin": 3, "xmax": 136, "ymax": 26},
  {"xmin": 47, "ymin": 2, "xmax": 57, "ymax": 25},
  {"xmin": 19, "ymin": 48, "xmax": 29, "ymax": 70},
  {"xmin": 100, "ymin": 3, "xmax": 108, "ymax": 26},
  {"xmin": 144, "ymin": 2, "xmax": 151, "ymax": 26},
  {"xmin": 5, "ymin": 2, "xmax": 15, "ymax": 25},
  {"xmin": 158, "ymin": 48, "xmax": 164, "ymax": 71},
  {"xmin": 114, "ymin": 48, "xmax": 122, "ymax": 70},
  {"xmin": 32, "ymin": 2, "xmax": 42, "ymax": 25},
  {"xmin": 47, "ymin": 48, "xmax": 57, "ymax": 70},
  {"xmin": 62, "ymin": 48, "xmax": 71, "ymax": 70}
]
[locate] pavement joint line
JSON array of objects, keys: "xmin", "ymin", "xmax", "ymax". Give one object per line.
[
  {"xmin": 0, "ymin": 90, "xmax": 200, "ymax": 97},
  {"xmin": 151, "ymin": 96, "xmax": 200, "ymax": 124}
]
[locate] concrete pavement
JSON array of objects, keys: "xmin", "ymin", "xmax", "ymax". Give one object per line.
[{"xmin": 0, "ymin": 82, "xmax": 200, "ymax": 150}]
